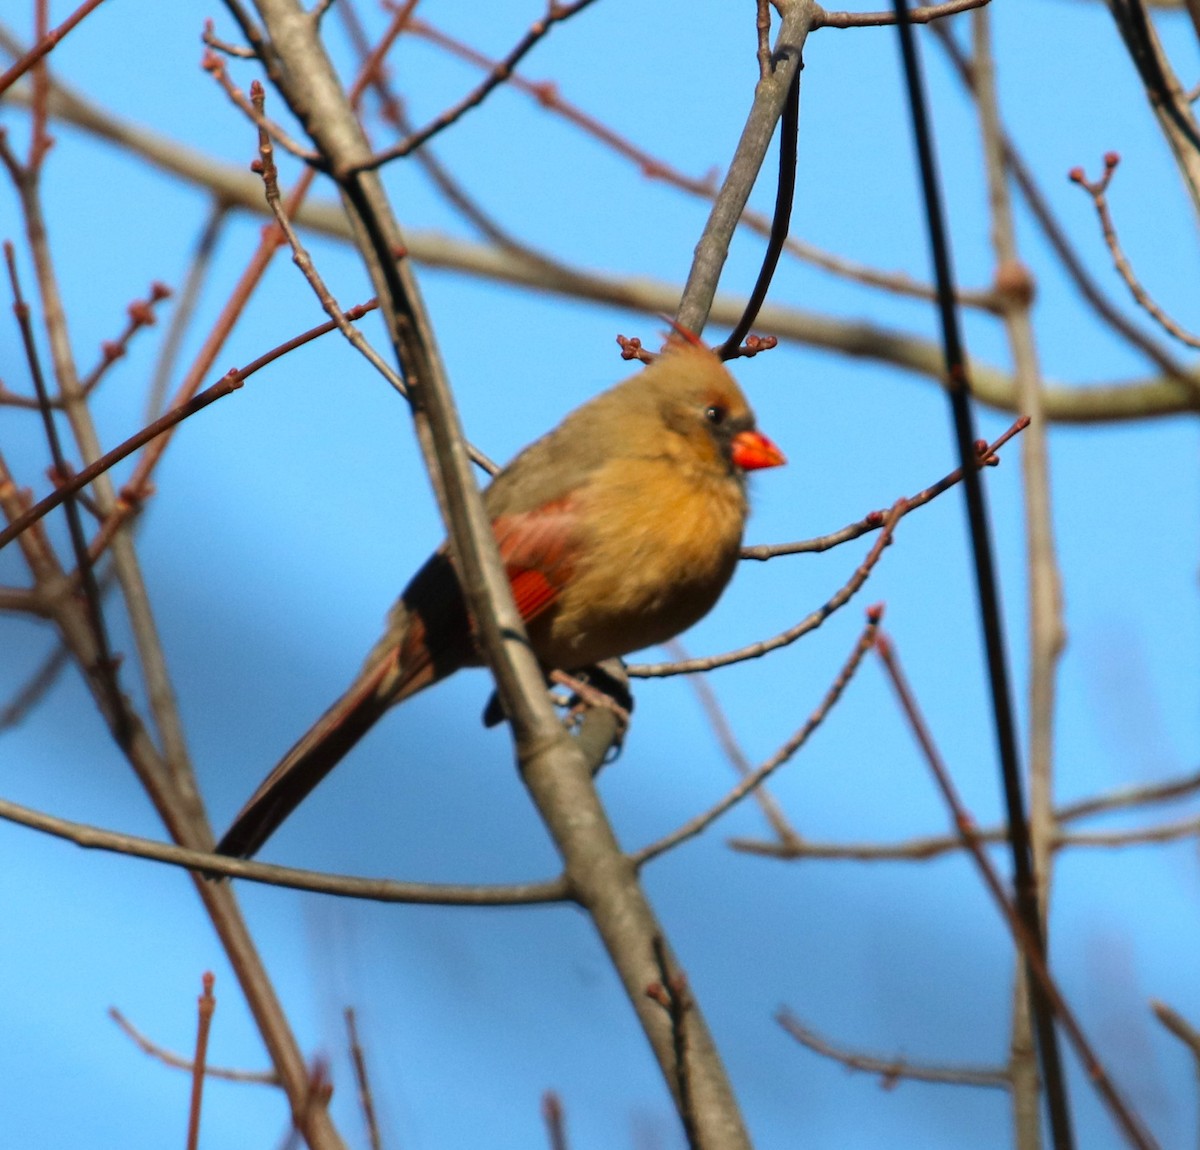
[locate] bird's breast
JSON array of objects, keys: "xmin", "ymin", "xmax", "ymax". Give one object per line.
[{"xmin": 530, "ymin": 455, "xmax": 748, "ymax": 669}]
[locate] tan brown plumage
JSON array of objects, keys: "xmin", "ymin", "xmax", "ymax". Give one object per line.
[{"xmin": 217, "ymin": 341, "xmax": 784, "ymax": 859}]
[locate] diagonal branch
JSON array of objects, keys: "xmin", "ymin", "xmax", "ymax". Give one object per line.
[
  {"xmin": 240, "ymin": 2, "xmax": 757, "ymax": 1144},
  {"xmin": 677, "ymin": 0, "xmax": 814, "ymax": 334}
]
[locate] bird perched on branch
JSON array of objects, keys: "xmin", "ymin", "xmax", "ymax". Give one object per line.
[{"xmin": 217, "ymin": 339, "xmax": 785, "ymax": 859}]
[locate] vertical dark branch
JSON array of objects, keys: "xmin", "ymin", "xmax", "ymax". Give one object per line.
[
  {"xmin": 1107, "ymin": 0, "xmax": 1200, "ymax": 154},
  {"xmin": 675, "ymin": 0, "xmax": 812, "ymax": 334},
  {"xmin": 887, "ymin": 5, "xmax": 1075, "ymax": 1147},
  {"xmin": 719, "ymin": 69, "xmax": 800, "ymax": 358}
]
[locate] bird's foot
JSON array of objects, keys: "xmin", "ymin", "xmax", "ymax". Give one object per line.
[{"xmin": 551, "ymin": 668, "xmax": 632, "ymax": 736}]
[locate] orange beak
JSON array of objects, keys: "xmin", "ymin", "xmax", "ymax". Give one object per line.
[{"xmin": 731, "ymin": 429, "xmax": 786, "ymax": 472}]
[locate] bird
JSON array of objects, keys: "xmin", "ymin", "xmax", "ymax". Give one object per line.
[{"xmin": 216, "ymin": 339, "xmax": 785, "ymax": 859}]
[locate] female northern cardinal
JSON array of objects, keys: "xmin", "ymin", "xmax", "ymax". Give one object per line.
[{"xmin": 217, "ymin": 341, "xmax": 784, "ymax": 859}]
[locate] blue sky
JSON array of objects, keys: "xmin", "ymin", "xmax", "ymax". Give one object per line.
[{"xmin": 2, "ymin": 1, "xmax": 1199, "ymax": 1147}]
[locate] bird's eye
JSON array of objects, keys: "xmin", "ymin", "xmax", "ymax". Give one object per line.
[{"xmin": 704, "ymin": 403, "xmax": 727, "ymax": 425}]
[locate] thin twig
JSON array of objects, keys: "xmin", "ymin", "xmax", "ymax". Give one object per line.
[
  {"xmin": 0, "ymin": 0, "xmax": 108, "ymax": 96},
  {"xmin": 186, "ymin": 973, "xmax": 217, "ymax": 1150},
  {"xmin": 817, "ymin": 0, "xmax": 990, "ymax": 28},
  {"xmin": 354, "ymin": 0, "xmax": 601, "ymax": 173},
  {"xmin": 1058, "ymin": 814, "xmax": 1200, "ymax": 849},
  {"xmin": 541, "ymin": 1092, "xmax": 569, "ymax": 1150},
  {"xmin": 79, "ymin": 282, "xmax": 172, "ymax": 396},
  {"xmin": 634, "ymin": 605, "xmax": 883, "ymax": 866},
  {"xmin": 629, "ymin": 499, "xmax": 899, "ymax": 679},
  {"xmin": 732, "ymin": 813, "xmax": 1200, "ymax": 858},
  {"xmin": 777, "ymin": 1008, "xmax": 1011, "ymax": 1088},
  {"xmin": 930, "ymin": 21, "xmax": 1195, "ymax": 389},
  {"xmin": 756, "ymin": 0, "xmax": 773, "ymax": 79},
  {"xmin": 250, "ymin": 81, "xmax": 410, "ymax": 402},
  {"xmin": 647, "ymin": 938, "xmax": 696, "ymax": 1148},
  {"xmin": 146, "ymin": 202, "xmax": 230, "ymax": 422},
  {"xmin": 0, "ymin": 637, "xmax": 70, "ymax": 728},
  {"xmin": 405, "ymin": 16, "xmax": 993, "ymax": 310},
  {"xmin": 740, "ymin": 417, "xmax": 1027, "ymax": 561},
  {"xmin": 0, "ymin": 281, "xmax": 171, "ymax": 409},
  {"xmin": 664, "ymin": 639, "xmax": 797, "ymax": 842},
  {"xmin": 0, "ymin": 792, "xmax": 569, "ymax": 904},
  {"xmin": 1058, "ymin": 767, "xmax": 1200, "ymax": 821},
  {"xmin": 1151, "ymin": 1001, "xmax": 1200, "ymax": 1064},
  {"xmin": 344, "ymin": 1009, "xmax": 382, "ymax": 1150},
  {"xmin": 876, "ymin": 631, "xmax": 1159, "ymax": 1149},
  {"xmin": 109, "ymin": 1005, "xmax": 277, "ymax": 1084},
  {"xmin": 248, "ymin": 83, "xmax": 501, "ymax": 469},
  {"xmin": 1071, "ymin": 154, "xmax": 1200, "ymax": 350},
  {"xmin": 4, "ymin": 241, "xmax": 125, "ymax": 735},
  {"xmin": 201, "ymin": 48, "xmax": 322, "ymax": 163}
]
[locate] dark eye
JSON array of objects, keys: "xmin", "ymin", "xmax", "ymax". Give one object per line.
[{"xmin": 704, "ymin": 403, "xmax": 727, "ymax": 425}]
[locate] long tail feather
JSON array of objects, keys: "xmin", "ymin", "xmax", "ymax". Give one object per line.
[{"xmin": 216, "ymin": 648, "xmax": 430, "ymax": 860}]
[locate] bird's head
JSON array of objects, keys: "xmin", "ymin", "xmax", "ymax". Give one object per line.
[{"xmin": 643, "ymin": 342, "xmax": 786, "ymax": 479}]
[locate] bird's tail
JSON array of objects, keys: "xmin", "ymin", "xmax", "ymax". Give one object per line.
[{"xmin": 216, "ymin": 640, "xmax": 434, "ymax": 861}]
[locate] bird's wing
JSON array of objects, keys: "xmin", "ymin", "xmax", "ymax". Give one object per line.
[{"xmin": 492, "ymin": 496, "xmax": 580, "ymax": 624}]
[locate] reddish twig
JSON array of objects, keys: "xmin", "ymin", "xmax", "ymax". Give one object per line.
[
  {"xmin": 1070, "ymin": 153, "xmax": 1200, "ymax": 350},
  {"xmin": 756, "ymin": 0, "xmax": 773, "ymax": 80},
  {"xmin": 1, "ymin": 639, "xmax": 70, "ymax": 729},
  {"xmin": 628, "ymin": 499, "xmax": 901, "ymax": 679},
  {"xmin": 0, "ymin": 0, "xmax": 109, "ymax": 96},
  {"xmin": 1151, "ymin": 1000, "xmax": 1200, "ymax": 1065},
  {"xmin": 186, "ymin": 973, "xmax": 216, "ymax": 1150},
  {"xmin": 344, "ymin": 1008, "xmax": 382, "ymax": 1150},
  {"xmin": 541, "ymin": 1091, "xmax": 570, "ymax": 1150},
  {"xmin": 201, "ymin": 46, "xmax": 321, "ymax": 164},
  {"xmin": 4, "ymin": 241, "xmax": 122, "ymax": 720},
  {"xmin": 875, "ymin": 631, "xmax": 1159, "ymax": 1150},
  {"xmin": 248, "ymin": 81, "xmax": 499, "ymax": 473},
  {"xmin": 79, "ymin": 282, "xmax": 172, "ymax": 397},
  {"xmin": 741, "ymin": 417, "xmax": 1028, "ymax": 562},
  {"xmin": 355, "ymin": 0, "xmax": 601, "ymax": 172},
  {"xmin": 406, "ymin": 16, "xmax": 995, "ymax": 310},
  {"xmin": 664, "ymin": 638, "xmax": 796, "ymax": 842},
  {"xmin": 647, "ymin": 938, "xmax": 695, "ymax": 1147},
  {"xmin": 199, "ymin": 18, "xmax": 258, "ymax": 60},
  {"xmin": 345, "ymin": 0, "xmax": 421, "ymax": 108},
  {"xmin": 930, "ymin": 22, "xmax": 1193, "ymax": 386},
  {"xmin": 634, "ymin": 604, "xmax": 884, "ymax": 865}
]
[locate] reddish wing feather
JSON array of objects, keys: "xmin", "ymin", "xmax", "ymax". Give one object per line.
[{"xmin": 492, "ymin": 496, "xmax": 579, "ymax": 625}]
